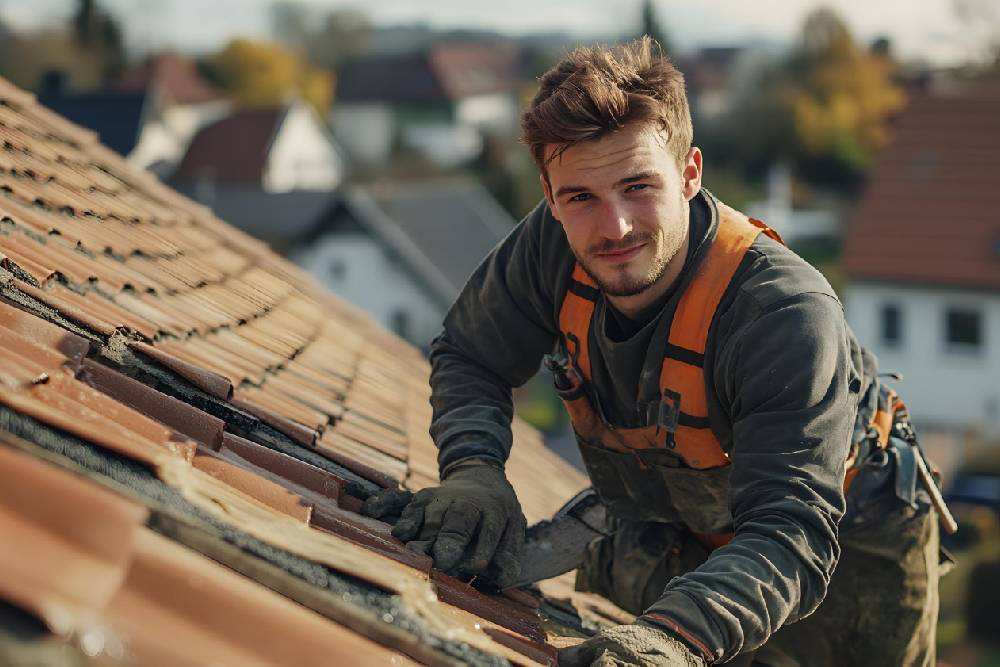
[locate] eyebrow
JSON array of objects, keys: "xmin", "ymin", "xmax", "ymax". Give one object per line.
[{"xmin": 554, "ymin": 171, "xmax": 656, "ymax": 198}]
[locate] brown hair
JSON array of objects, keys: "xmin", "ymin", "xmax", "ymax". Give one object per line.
[{"xmin": 521, "ymin": 37, "xmax": 692, "ymax": 176}]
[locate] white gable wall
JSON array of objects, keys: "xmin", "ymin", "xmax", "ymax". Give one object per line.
[
  {"xmin": 292, "ymin": 234, "xmax": 444, "ymax": 348},
  {"xmin": 455, "ymin": 93, "xmax": 518, "ymax": 132},
  {"xmin": 846, "ymin": 282, "xmax": 1000, "ymax": 436},
  {"xmin": 265, "ymin": 104, "xmax": 344, "ymax": 193}
]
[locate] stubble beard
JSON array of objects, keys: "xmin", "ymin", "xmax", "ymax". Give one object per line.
[{"xmin": 577, "ymin": 225, "xmax": 685, "ymax": 298}]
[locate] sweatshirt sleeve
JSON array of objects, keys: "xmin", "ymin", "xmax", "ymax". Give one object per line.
[
  {"xmin": 429, "ymin": 201, "xmax": 570, "ymax": 472},
  {"xmin": 642, "ymin": 290, "xmax": 856, "ymax": 663}
]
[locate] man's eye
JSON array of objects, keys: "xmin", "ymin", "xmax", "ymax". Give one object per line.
[
  {"xmin": 569, "ymin": 193, "xmax": 592, "ymax": 202},
  {"xmin": 626, "ymin": 183, "xmax": 648, "ymax": 192}
]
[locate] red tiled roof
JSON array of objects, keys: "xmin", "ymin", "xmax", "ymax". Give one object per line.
[
  {"xmin": 841, "ymin": 84, "xmax": 1000, "ymax": 290},
  {"xmin": 171, "ymin": 107, "xmax": 286, "ymax": 185},
  {"xmin": 0, "ymin": 76, "xmax": 601, "ymax": 664},
  {"xmin": 116, "ymin": 52, "xmax": 225, "ymax": 106}
]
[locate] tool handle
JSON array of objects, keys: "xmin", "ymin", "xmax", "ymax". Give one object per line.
[{"xmin": 914, "ymin": 452, "xmax": 958, "ymax": 535}]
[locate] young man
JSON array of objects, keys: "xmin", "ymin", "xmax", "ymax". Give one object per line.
[{"xmin": 363, "ymin": 39, "xmax": 941, "ymax": 666}]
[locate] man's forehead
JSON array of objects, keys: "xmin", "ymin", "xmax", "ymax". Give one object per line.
[
  {"xmin": 543, "ymin": 128, "xmax": 669, "ymax": 186},
  {"xmin": 547, "ymin": 124, "xmax": 668, "ymax": 161}
]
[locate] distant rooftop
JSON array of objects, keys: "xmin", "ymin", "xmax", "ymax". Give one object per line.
[
  {"xmin": 337, "ymin": 42, "xmax": 521, "ymax": 105},
  {"xmin": 115, "ymin": 51, "xmax": 225, "ymax": 105},
  {"xmin": 842, "ymin": 83, "xmax": 1000, "ymax": 291}
]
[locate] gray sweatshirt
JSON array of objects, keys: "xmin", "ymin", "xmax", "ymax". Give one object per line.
[{"xmin": 428, "ymin": 189, "xmax": 868, "ymax": 662}]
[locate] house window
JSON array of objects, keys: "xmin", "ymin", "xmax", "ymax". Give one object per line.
[
  {"xmin": 945, "ymin": 308, "xmax": 982, "ymax": 349},
  {"xmin": 880, "ymin": 304, "xmax": 902, "ymax": 347},
  {"xmin": 390, "ymin": 309, "xmax": 411, "ymax": 340},
  {"xmin": 328, "ymin": 259, "xmax": 346, "ymax": 282}
]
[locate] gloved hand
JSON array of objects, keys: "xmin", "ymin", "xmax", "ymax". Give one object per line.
[
  {"xmin": 558, "ymin": 623, "xmax": 707, "ymax": 667},
  {"xmin": 360, "ymin": 460, "xmax": 527, "ymax": 587}
]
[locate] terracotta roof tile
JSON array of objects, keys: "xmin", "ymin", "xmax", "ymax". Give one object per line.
[
  {"xmin": 234, "ymin": 386, "xmax": 329, "ymax": 435},
  {"xmin": 220, "ymin": 432, "xmax": 342, "ymax": 500},
  {"xmin": 0, "ymin": 298, "xmax": 89, "ymax": 365},
  {"xmin": 14, "ymin": 279, "xmax": 118, "ymax": 336},
  {"xmin": 317, "ymin": 430, "xmax": 407, "ymax": 486},
  {"xmin": 0, "ymin": 376, "xmax": 187, "ymax": 466},
  {"xmin": 194, "ymin": 448, "xmax": 313, "ymax": 523},
  {"xmin": 431, "ymin": 569, "xmax": 545, "ymax": 642},
  {"xmin": 107, "ymin": 530, "xmax": 418, "ymax": 666},
  {"xmin": 79, "ymin": 358, "xmax": 225, "ymax": 449},
  {"xmin": 0, "ymin": 444, "xmax": 148, "ymax": 633},
  {"xmin": 131, "ymin": 341, "xmax": 234, "ymax": 399}
]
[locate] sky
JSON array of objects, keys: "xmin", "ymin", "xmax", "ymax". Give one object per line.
[{"xmin": 0, "ymin": 0, "xmax": 991, "ymax": 67}]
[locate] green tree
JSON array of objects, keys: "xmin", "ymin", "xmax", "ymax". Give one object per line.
[{"xmin": 72, "ymin": 0, "xmax": 126, "ymax": 82}]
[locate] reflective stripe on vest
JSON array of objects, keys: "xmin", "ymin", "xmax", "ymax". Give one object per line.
[{"xmin": 557, "ymin": 202, "xmax": 783, "ymax": 470}]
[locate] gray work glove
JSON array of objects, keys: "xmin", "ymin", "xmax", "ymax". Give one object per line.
[
  {"xmin": 558, "ymin": 623, "xmax": 707, "ymax": 667},
  {"xmin": 360, "ymin": 461, "xmax": 527, "ymax": 588}
]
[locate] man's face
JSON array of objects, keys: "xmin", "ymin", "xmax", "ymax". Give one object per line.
[{"xmin": 541, "ymin": 123, "xmax": 702, "ymax": 314}]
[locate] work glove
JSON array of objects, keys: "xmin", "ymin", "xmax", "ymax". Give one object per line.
[
  {"xmin": 558, "ymin": 623, "xmax": 707, "ymax": 667},
  {"xmin": 360, "ymin": 460, "xmax": 527, "ymax": 588}
]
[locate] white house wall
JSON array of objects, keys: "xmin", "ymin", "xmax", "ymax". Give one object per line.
[
  {"xmin": 292, "ymin": 234, "xmax": 444, "ymax": 348},
  {"xmin": 265, "ymin": 104, "xmax": 344, "ymax": 192},
  {"xmin": 401, "ymin": 124, "xmax": 482, "ymax": 168},
  {"xmin": 845, "ymin": 283, "xmax": 1000, "ymax": 436},
  {"xmin": 331, "ymin": 104, "xmax": 394, "ymax": 165},
  {"xmin": 455, "ymin": 93, "xmax": 518, "ymax": 132}
]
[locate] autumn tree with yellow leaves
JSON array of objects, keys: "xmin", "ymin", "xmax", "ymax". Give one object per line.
[
  {"xmin": 204, "ymin": 38, "xmax": 333, "ymax": 115},
  {"xmin": 787, "ymin": 8, "xmax": 906, "ymax": 185}
]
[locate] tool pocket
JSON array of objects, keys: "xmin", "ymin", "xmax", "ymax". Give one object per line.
[
  {"xmin": 843, "ymin": 436, "xmax": 932, "ymax": 544},
  {"xmin": 576, "ymin": 437, "xmax": 734, "ymax": 532},
  {"xmin": 648, "ymin": 461, "xmax": 734, "ymax": 534},
  {"xmin": 576, "ymin": 437, "xmax": 680, "ymax": 523}
]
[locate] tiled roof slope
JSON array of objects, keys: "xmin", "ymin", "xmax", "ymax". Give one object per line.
[
  {"xmin": 171, "ymin": 107, "xmax": 286, "ymax": 185},
  {"xmin": 0, "ymin": 76, "xmax": 596, "ymax": 665},
  {"xmin": 116, "ymin": 52, "xmax": 225, "ymax": 106},
  {"xmin": 842, "ymin": 85, "xmax": 1000, "ymax": 291}
]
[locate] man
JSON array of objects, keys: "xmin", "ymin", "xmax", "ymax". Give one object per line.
[{"xmin": 363, "ymin": 38, "xmax": 941, "ymax": 666}]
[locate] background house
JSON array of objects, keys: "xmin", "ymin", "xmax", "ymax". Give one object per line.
[
  {"xmin": 842, "ymin": 85, "xmax": 1000, "ymax": 448},
  {"xmin": 38, "ymin": 52, "xmax": 229, "ymax": 174},
  {"xmin": 291, "ymin": 177, "xmax": 515, "ymax": 347},
  {"xmin": 331, "ymin": 42, "xmax": 522, "ymax": 168},
  {"xmin": 172, "ymin": 99, "xmax": 346, "ymax": 195}
]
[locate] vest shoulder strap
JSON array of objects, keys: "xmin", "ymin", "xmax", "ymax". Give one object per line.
[
  {"xmin": 659, "ymin": 203, "xmax": 781, "ymax": 468},
  {"xmin": 559, "ymin": 264, "xmax": 599, "ymax": 379}
]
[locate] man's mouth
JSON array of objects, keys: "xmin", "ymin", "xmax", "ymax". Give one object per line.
[{"xmin": 594, "ymin": 242, "xmax": 647, "ymax": 264}]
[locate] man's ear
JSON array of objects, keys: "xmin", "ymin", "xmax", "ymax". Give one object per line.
[
  {"xmin": 681, "ymin": 147, "xmax": 703, "ymax": 201},
  {"xmin": 540, "ymin": 174, "xmax": 560, "ymax": 222}
]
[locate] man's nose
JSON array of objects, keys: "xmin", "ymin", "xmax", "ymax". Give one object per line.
[{"xmin": 597, "ymin": 202, "xmax": 631, "ymax": 239}]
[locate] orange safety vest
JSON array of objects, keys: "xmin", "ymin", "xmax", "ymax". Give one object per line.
[
  {"xmin": 553, "ymin": 202, "xmax": 887, "ymax": 542},
  {"xmin": 558, "ymin": 202, "xmax": 781, "ymax": 465}
]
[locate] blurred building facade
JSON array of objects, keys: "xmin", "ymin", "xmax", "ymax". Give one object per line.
[
  {"xmin": 331, "ymin": 42, "xmax": 521, "ymax": 168},
  {"xmin": 843, "ymin": 84, "xmax": 1000, "ymax": 442}
]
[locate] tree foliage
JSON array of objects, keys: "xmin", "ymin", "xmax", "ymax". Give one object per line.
[
  {"xmin": 205, "ymin": 38, "xmax": 333, "ymax": 114},
  {"xmin": 638, "ymin": 0, "xmax": 672, "ymax": 54},
  {"xmin": 787, "ymin": 9, "xmax": 905, "ymax": 184},
  {"xmin": 0, "ymin": 0, "xmax": 125, "ymax": 91}
]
